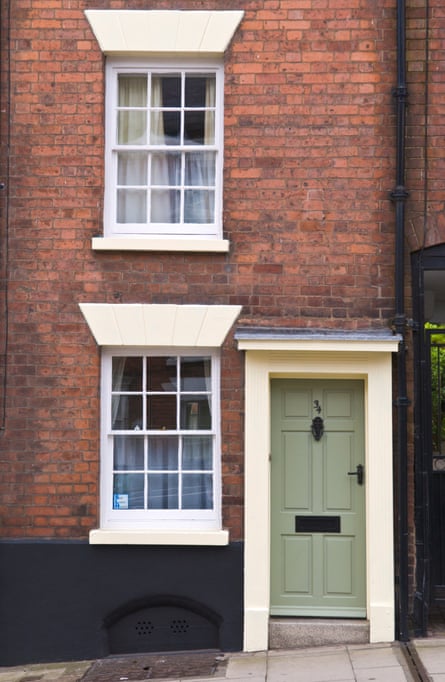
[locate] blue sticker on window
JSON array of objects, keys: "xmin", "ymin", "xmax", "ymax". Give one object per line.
[{"xmin": 113, "ymin": 494, "xmax": 129, "ymax": 510}]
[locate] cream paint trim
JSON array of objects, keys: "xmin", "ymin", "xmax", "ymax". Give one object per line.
[
  {"xmin": 89, "ymin": 529, "xmax": 229, "ymax": 545},
  {"xmin": 237, "ymin": 337, "xmax": 400, "ymax": 354},
  {"xmin": 241, "ymin": 347, "xmax": 396, "ymax": 651},
  {"xmin": 92, "ymin": 237, "xmax": 230, "ymax": 253},
  {"xmin": 85, "ymin": 10, "xmax": 244, "ymax": 55},
  {"xmin": 79, "ymin": 304, "xmax": 242, "ymax": 347}
]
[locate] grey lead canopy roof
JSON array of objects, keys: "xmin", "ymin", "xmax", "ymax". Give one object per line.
[{"xmin": 234, "ymin": 326, "xmax": 401, "ymax": 342}]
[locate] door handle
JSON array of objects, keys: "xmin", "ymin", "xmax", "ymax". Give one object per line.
[{"xmin": 348, "ymin": 464, "xmax": 364, "ymax": 485}]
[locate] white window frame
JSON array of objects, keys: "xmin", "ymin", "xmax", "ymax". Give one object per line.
[
  {"xmin": 100, "ymin": 347, "xmax": 222, "ymax": 532},
  {"xmin": 104, "ymin": 58, "xmax": 224, "ymax": 242}
]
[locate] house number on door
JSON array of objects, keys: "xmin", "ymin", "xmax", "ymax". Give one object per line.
[{"xmin": 311, "ymin": 400, "xmax": 324, "ymax": 441}]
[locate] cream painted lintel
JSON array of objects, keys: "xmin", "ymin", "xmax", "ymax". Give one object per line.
[
  {"xmin": 79, "ymin": 303, "xmax": 242, "ymax": 347},
  {"xmin": 84, "ymin": 10, "xmax": 244, "ymax": 55},
  {"xmin": 90, "ymin": 529, "xmax": 229, "ymax": 545}
]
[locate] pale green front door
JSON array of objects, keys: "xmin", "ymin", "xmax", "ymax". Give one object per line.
[{"xmin": 270, "ymin": 379, "xmax": 366, "ymax": 617}]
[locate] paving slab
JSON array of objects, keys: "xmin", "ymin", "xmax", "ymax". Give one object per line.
[
  {"xmin": 0, "ymin": 660, "xmax": 93, "ymax": 682},
  {"xmin": 412, "ymin": 638, "xmax": 445, "ymax": 675},
  {"xmin": 207, "ymin": 678, "xmax": 264, "ymax": 682},
  {"xmin": 226, "ymin": 653, "xmax": 267, "ymax": 679},
  {"xmin": 268, "ymin": 646, "xmax": 346, "ymax": 658},
  {"xmin": 354, "ymin": 666, "xmax": 410, "ymax": 682},
  {"xmin": 348, "ymin": 643, "xmax": 405, "ymax": 669},
  {"xmin": 266, "ymin": 650, "xmax": 354, "ymax": 682}
]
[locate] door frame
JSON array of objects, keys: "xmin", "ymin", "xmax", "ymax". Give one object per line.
[{"xmin": 236, "ymin": 329, "xmax": 400, "ymax": 651}]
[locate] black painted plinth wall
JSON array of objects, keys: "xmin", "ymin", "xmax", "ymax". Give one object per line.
[{"xmin": 0, "ymin": 541, "xmax": 243, "ymax": 666}]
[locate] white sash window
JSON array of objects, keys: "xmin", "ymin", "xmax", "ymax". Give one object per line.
[
  {"xmin": 101, "ymin": 349, "xmax": 221, "ymax": 530},
  {"xmin": 105, "ymin": 62, "xmax": 223, "ymax": 239}
]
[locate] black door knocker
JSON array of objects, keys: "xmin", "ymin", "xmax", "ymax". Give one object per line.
[{"xmin": 311, "ymin": 400, "xmax": 324, "ymax": 441}]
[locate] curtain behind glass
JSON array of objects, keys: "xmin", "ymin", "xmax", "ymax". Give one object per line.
[
  {"xmin": 150, "ymin": 76, "xmax": 179, "ymax": 222},
  {"xmin": 117, "ymin": 75, "xmax": 148, "ymax": 223}
]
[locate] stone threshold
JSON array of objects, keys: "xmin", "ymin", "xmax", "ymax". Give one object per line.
[{"xmin": 269, "ymin": 617, "xmax": 370, "ymax": 649}]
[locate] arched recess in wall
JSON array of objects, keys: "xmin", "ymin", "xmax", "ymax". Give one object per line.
[{"xmin": 104, "ymin": 595, "xmax": 221, "ymax": 654}]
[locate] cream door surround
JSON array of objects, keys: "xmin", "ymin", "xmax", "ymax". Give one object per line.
[{"xmin": 236, "ymin": 329, "xmax": 401, "ymax": 651}]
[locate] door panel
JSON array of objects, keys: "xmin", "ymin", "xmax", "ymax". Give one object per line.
[
  {"xmin": 325, "ymin": 537, "xmax": 353, "ymax": 594},
  {"xmin": 270, "ymin": 379, "xmax": 366, "ymax": 618},
  {"xmin": 284, "ymin": 432, "xmax": 311, "ymax": 509},
  {"xmin": 284, "ymin": 433, "xmax": 311, "ymax": 509},
  {"xmin": 283, "ymin": 536, "xmax": 312, "ymax": 593},
  {"xmin": 325, "ymin": 434, "xmax": 353, "ymax": 510}
]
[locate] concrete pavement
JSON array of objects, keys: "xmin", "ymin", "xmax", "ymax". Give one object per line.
[
  {"xmin": 222, "ymin": 644, "xmax": 416, "ymax": 681},
  {"xmin": 0, "ymin": 642, "xmax": 426, "ymax": 682},
  {"xmin": 411, "ymin": 637, "xmax": 445, "ymax": 681}
]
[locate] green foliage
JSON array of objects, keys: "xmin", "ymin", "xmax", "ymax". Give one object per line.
[{"xmin": 427, "ymin": 323, "xmax": 445, "ymax": 452}]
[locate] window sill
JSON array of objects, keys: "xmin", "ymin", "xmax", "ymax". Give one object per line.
[
  {"xmin": 89, "ymin": 528, "xmax": 230, "ymax": 545},
  {"xmin": 92, "ymin": 237, "xmax": 230, "ymax": 253}
]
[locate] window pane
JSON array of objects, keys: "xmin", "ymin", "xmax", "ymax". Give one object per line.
[
  {"xmin": 153, "ymin": 74, "xmax": 181, "ymax": 107},
  {"xmin": 162, "ymin": 111, "xmax": 181, "ymax": 145},
  {"xmin": 118, "ymin": 111, "xmax": 147, "ymax": 145},
  {"xmin": 182, "ymin": 473, "xmax": 213, "ymax": 509},
  {"xmin": 118, "ymin": 152, "xmax": 147, "ymax": 185},
  {"xmin": 183, "ymin": 436, "xmax": 212, "ymax": 470},
  {"xmin": 112, "ymin": 357, "xmax": 142, "ymax": 391},
  {"xmin": 150, "ymin": 189, "xmax": 180, "ymax": 223},
  {"xmin": 185, "ymin": 152, "xmax": 216, "ymax": 187},
  {"xmin": 113, "ymin": 436, "xmax": 144, "ymax": 470},
  {"xmin": 180, "ymin": 396, "xmax": 211, "ymax": 430},
  {"xmin": 147, "ymin": 357, "xmax": 177, "ymax": 391},
  {"xmin": 150, "ymin": 111, "xmax": 181, "ymax": 145},
  {"xmin": 184, "ymin": 190, "xmax": 215, "ymax": 224},
  {"xmin": 112, "ymin": 395, "xmax": 143, "ymax": 430},
  {"xmin": 148, "ymin": 474, "xmax": 178, "ymax": 509},
  {"xmin": 118, "ymin": 75, "xmax": 147, "ymax": 107},
  {"xmin": 117, "ymin": 189, "xmax": 147, "ymax": 223},
  {"xmin": 151, "ymin": 152, "xmax": 181, "ymax": 186},
  {"xmin": 184, "ymin": 110, "xmax": 206, "ymax": 145},
  {"xmin": 185, "ymin": 76, "xmax": 214, "ymax": 108},
  {"xmin": 180, "ymin": 357, "xmax": 211, "ymax": 391},
  {"xmin": 148, "ymin": 436, "xmax": 178, "ymax": 470},
  {"xmin": 113, "ymin": 473, "xmax": 144, "ymax": 509},
  {"xmin": 147, "ymin": 395, "xmax": 176, "ymax": 429}
]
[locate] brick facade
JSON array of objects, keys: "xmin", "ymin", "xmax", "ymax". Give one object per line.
[
  {"xmin": 0, "ymin": 0, "xmax": 398, "ymax": 540},
  {"xmin": 406, "ymin": 0, "xmax": 445, "ymax": 250}
]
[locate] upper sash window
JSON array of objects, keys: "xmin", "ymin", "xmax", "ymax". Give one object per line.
[{"xmin": 105, "ymin": 62, "xmax": 223, "ymax": 239}]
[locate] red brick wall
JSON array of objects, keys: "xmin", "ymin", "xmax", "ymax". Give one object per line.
[
  {"xmin": 406, "ymin": 0, "xmax": 445, "ymax": 250},
  {"xmin": 0, "ymin": 0, "xmax": 9, "ymax": 432},
  {"xmin": 0, "ymin": 0, "xmax": 398, "ymax": 540}
]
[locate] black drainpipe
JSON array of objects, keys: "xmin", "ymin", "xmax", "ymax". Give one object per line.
[{"xmin": 391, "ymin": 0, "xmax": 410, "ymax": 643}]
